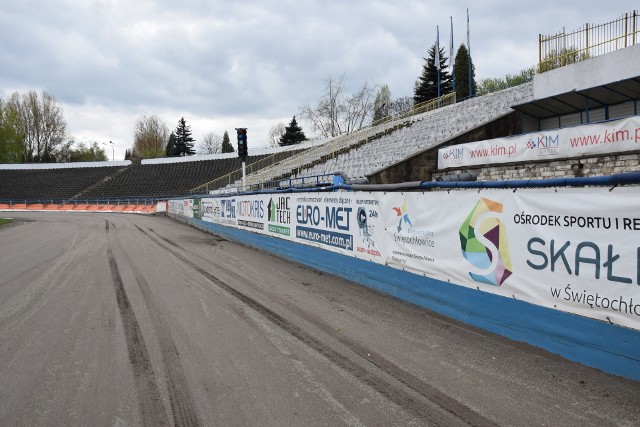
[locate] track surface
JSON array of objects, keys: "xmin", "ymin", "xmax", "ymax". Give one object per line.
[{"xmin": 0, "ymin": 212, "xmax": 639, "ymax": 426}]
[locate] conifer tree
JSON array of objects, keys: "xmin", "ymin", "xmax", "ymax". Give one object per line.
[
  {"xmin": 165, "ymin": 132, "xmax": 178, "ymax": 157},
  {"xmin": 221, "ymin": 130, "xmax": 234, "ymax": 153},
  {"xmin": 413, "ymin": 44, "xmax": 452, "ymax": 105},
  {"xmin": 279, "ymin": 116, "xmax": 307, "ymax": 146},
  {"xmin": 173, "ymin": 117, "xmax": 195, "ymax": 156},
  {"xmin": 453, "ymin": 44, "xmax": 477, "ymax": 99}
]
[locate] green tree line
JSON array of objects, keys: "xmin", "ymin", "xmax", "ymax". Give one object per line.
[{"xmin": 0, "ymin": 90, "xmax": 107, "ymax": 163}]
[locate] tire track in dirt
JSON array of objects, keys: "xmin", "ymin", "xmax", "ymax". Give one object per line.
[
  {"xmin": 105, "ymin": 221, "xmax": 170, "ymax": 426},
  {"xmin": 152, "ymin": 231, "xmax": 496, "ymax": 426},
  {"xmin": 134, "ymin": 223, "xmax": 492, "ymax": 426},
  {"xmin": 115, "ymin": 244, "xmax": 201, "ymax": 426}
]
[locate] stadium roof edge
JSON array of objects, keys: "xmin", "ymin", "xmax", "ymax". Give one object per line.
[
  {"xmin": 0, "ymin": 160, "xmax": 131, "ymax": 170},
  {"xmin": 514, "ymin": 44, "xmax": 640, "ymax": 119}
]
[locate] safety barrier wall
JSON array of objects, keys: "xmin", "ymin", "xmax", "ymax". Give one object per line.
[{"xmin": 168, "ymin": 187, "xmax": 640, "ymax": 380}]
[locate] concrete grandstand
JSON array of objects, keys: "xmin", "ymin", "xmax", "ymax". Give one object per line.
[{"xmin": 3, "ymin": 38, "xmax": 640, "ymax": 203}]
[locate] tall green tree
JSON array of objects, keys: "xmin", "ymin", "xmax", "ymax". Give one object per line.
[
  {"xmin": 165, "ymin": 132, "xmax": 178, "ymax": 157},
  {"xmin": 221, "ymin": 130, "xmax": 234, "ymax": 153},
  {"xmin": 0, "ymin": 98, "xmax": 24, "ymax": 163},
  {"xmin": 279, "ymin": 116, "xmax": 307, "ymax": 146},
  {"xmin": 173, "ymin": 117, "xmax": 195, "ymax": 156},
  {"xmin": 414, "ymin": 44, "xmax": 452, "ymax": 105},
  {"xmin": 133, "ymin": 114, "xmax": 168, "ymax": 159},
  {"xmin": 453, "ymin": 44, "xmax": 477, "ymax": 99}
]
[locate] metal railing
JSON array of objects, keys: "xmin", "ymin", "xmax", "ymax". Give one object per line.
[
  {"xmin": 190, "ymin": 92, "xmax": 456, "ymax": 194},
  {"xmin": 538, "ymin": 10, "xmax": 638, "ymax": 72}
]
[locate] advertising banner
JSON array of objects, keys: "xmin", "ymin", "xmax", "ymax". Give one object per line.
[
  {"xmin": 292, "ymin": 194, "xmax": 355, "ymax": 255},
  {"xmin": 236, "ymin": 195, "xmax": 267, "ymax": 232},
  {"xmin": 200, "ymin": 197, "xmax": 237, "ymax": 227},
  {"xmin": 378, "ymin": 188, "xmax": 640, "ymax": 330},
  {"xmin": 168, "ymin": 200, "xmax": 184, "ymax": 216},
  {"xmin": 438, "ymin": 116, "xmax": 640, "ymax": 168},
  {"xmin": 171, "ymin": 187, "xmax": 640, "ymax": 331},
  {"xmin": 265, "ymin": 194, "xmax": 294, "ymax": 239},
  {"xmin": 351, "ymin": 194, "xmax": 386, "ymax": 263},
  {"xmin": 182, "ymin": 199, "xmax": 194, "ymax": 219}
]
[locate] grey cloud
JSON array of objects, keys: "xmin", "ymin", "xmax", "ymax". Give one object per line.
[{"xmin": 0, "ymin": 0, "xmax": 633, "ymax": 148}]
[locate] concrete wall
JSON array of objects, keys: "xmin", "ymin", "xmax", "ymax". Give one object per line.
[
  {"xmin": 432, "ymin": 151, "xmax": 640, "ymax": 182},
  {"xmin": 534, "ymin": 44, "xmax": 640, "ymax": 99}
]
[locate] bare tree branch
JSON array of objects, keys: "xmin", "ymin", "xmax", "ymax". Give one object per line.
[
  {"xmin": 198, "ymin": 131, "xmax": 222, "ymax": 154},
  {"xmin": 267, "ymin": 123, "xmax": 286, "ymax": 147},
  {"xmin": 299, "ymin": 75, "xmax": 376, "ymax": 139}
]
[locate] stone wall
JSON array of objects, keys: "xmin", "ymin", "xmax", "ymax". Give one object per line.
[{"xmin": 431, "ymin": 151, "xmax": 640, "ymax": 182}]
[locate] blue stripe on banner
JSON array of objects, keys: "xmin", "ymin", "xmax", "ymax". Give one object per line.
[{"xmin": 180, "ymin": 216, "xmax": 640, "ymax": 381}]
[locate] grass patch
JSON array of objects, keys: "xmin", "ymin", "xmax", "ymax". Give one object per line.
[{"xmin": 0, "ymin": 218, "xmax": 12, "ymax": 225}]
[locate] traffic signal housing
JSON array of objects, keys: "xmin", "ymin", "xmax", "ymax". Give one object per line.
[{"xmin": 236, "ymin": 128, "xmax": 248, "ymax": 159}]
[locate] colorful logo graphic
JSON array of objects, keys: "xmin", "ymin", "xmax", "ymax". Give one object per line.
[
  {"xmin": 392, "ymin": 198, "xmax": 412, "ymax": 232},
  {"xmin": 459, "ymin": 198, "xmax": 512, "ymax": 286},
  {"xmin": 268, "ymin": 198, "xmax": 276, "ymax": 222}
]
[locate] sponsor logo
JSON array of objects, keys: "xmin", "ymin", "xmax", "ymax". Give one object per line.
[
  {"xmin": 391, "ymin": 197, "xmax": 436, "ymax": 252},
  {"xmin": 295, "ymin": 203, "xmax": 353, "ymax": 251},
  {"xmin": 220, "ymin": 198, "xmax": 236, "ymax": 219},
  {"xmin": 527, "ymin": 134, "xmax": 559, "ymax": 156},
  {"xmin": 392, "ymin": 198, "xmax": 412, "ymax": 233},
  {"xmin": 237, "ymin": 199, "xmax": 264, "ymax": 219},
  {"xmin": 355, "ymin": 206, "xmax": 381, "ymax": 257},
  {"xmin": 296, "ymin": 205, "xmax": 351, "ymax": 231},
  {"xmin": 268, "ymin": 196, "xmax": 291, "ymax": 236},
  {"xmin": 441, "ymin": 146, "xmax": 464, "ymax": 164},
  {"xmin": 459, "ymin": 198, "xmax": 512, "ymax": 286}
]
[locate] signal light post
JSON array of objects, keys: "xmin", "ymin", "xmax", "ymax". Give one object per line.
[{"xmin": 236, "ymin": 128, "xmax": 248, "ymax": 191}]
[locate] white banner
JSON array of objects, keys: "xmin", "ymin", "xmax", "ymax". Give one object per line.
[
  {"xmin": 171, "ymin": 187, "xmax": 640, "ymax": 331},
  {"xmin": 438, "ymin": 116, "xmax": 640, "ymax": 168}
]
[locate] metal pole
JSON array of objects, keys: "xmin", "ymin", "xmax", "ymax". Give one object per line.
[
  {"xmin": 585, "ymin": 23, "xmax": 589, "ymax": 57},
  {"xmin": 625, "ymin": 12, "xmax": 628, "ymax": 48},
  {"xmin": 467, "ymin": 9, "xmax": 472, "ymax": 97},
  {"xmin": 242, "ymin": 160, "xmax": 246, "ymax": 192}
]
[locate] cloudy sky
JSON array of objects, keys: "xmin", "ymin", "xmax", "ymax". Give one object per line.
[{"xmin": 0, "ymin": 1, "xmax": 633, "ymax": 160}]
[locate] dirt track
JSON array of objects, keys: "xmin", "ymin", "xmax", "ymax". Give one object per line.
[{"xmin": 0, "ymin": 212, "xmax": 639, "ymax": 426}]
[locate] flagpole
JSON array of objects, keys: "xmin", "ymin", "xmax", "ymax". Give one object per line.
[
  {"xmin": 436, "ymin": 26, "xmax": 441, "ymax": 101},
  {"xmin": 467, "ymin": 9, "xmax": 472, "ymax": 97},
  {"xmin": 450, "ymin": 16, "xmax": 455, "ymax": 94}
]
